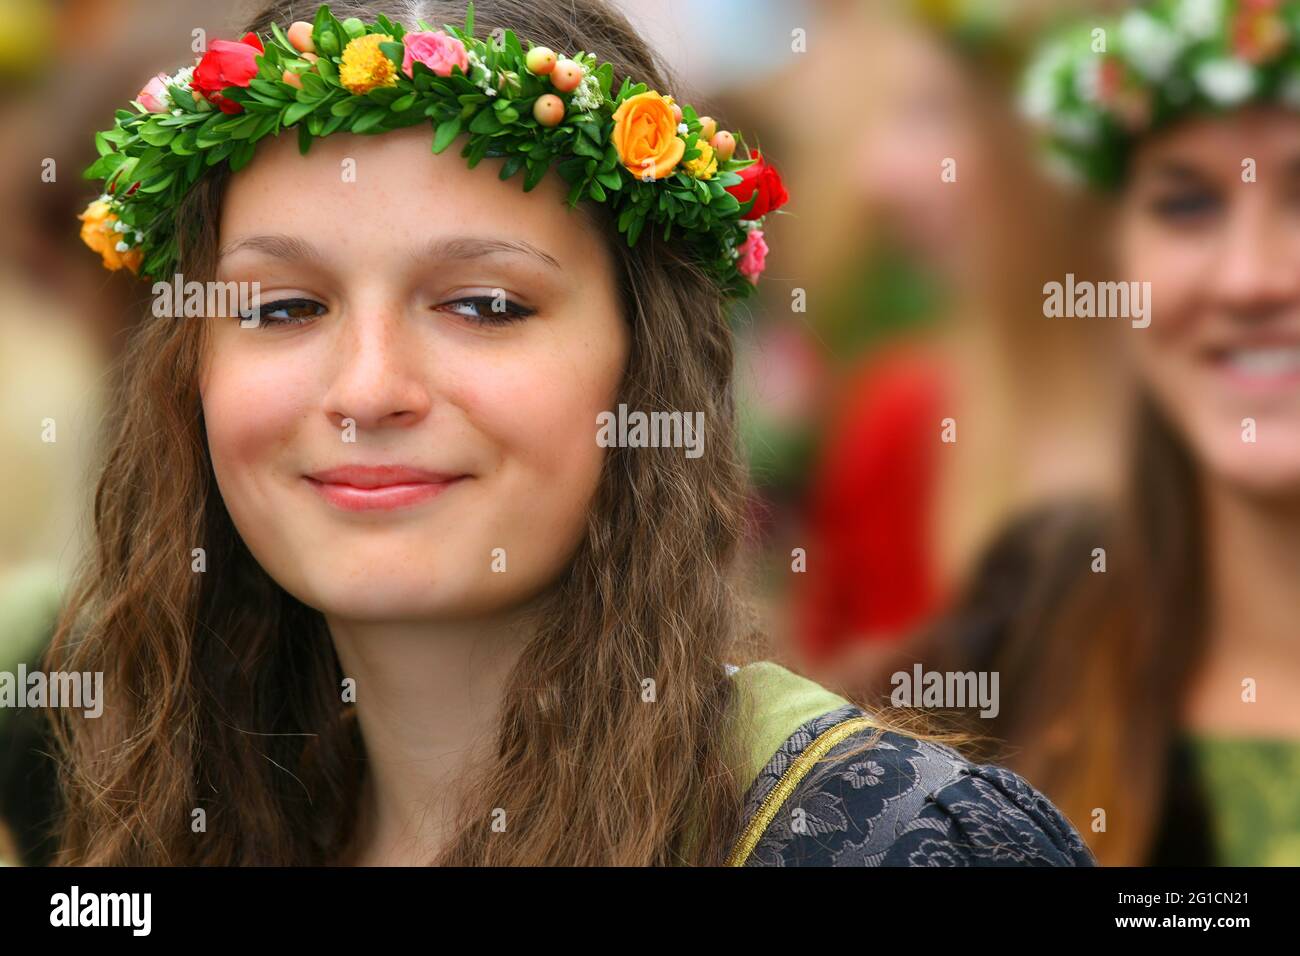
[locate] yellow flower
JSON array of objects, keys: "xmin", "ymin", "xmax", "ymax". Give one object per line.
[
  {"xmin": 78, "ymin": 200, "xmax": 142, "ymax": 274},
  {"xmin": 339, "ymin": 33, "xmax": 398, "ymax": 95},
  {"xmin": 611, "ymin": 91, "xmax": 685, "ymax": 180},
  {"xmin": 683, "ymin": 138, "xmax": 717, "ymax": 180}
]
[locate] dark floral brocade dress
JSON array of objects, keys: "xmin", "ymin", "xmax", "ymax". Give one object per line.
[{"xmin": 725, "ymin": 663, "xmax": 1096, "ymax": 867}]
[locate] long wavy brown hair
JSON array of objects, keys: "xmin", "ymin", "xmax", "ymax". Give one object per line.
[
  {"xmin": 920, "ymin": 395, "xmax": 1207, "ymax": 866},
  {"xmin": 47, "ymin": 0, "xmax": 767, "ymax": 865}
]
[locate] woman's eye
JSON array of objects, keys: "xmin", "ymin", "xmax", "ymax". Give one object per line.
[
  {"xmin": 438, "ymin": 295, "xmax": 535, "ymax": 325},
  {"xmin": 1149, "ymin": 191, "xmax": 1220, "ymax": 223},
  {"xmin": 245, "ymin": 298, "xmax": 327, "ymax": 326}
]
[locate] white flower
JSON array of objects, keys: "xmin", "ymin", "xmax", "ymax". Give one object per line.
[
  {"xmin": 1120, "ymin": 9, "xmax": 1183, "ymax": 80},
  {"xmin": 1053, "ymin": 112, "xmax": 1102, "ymax": 147},
  {"xmin": 1073, "ymin": 56, "xmax": 1103, "ymax": 105},
  {"xmin": 1020, "ymin": 42, "xmax": 1070, "ymax": 122},
  {"xmin": 1194, "ymin": 57, "xmax": 1257, "ymax": 105},
  {"xmin": 572, "ymin": 72, "xmax": 603, "ymax": 111},
  {"xmin": 115, "ymin": 241, "xmax": 130, "ymax": 253},
  {"xmin": 1175, "ymin": 0, "xmax": 1223, "ymax": 41}
]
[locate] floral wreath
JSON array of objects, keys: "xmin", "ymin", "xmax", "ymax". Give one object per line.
[
  {"xmin": 79, "ymin": 3, "xmax": 789, "ymax": 300},
  {"xmin": 1021, "ymin": 0, "xmax": 1300, "ymax": 188}
]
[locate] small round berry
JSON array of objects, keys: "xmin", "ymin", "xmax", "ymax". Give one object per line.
[
  {"xmin": 282, "ymin": 69, "xmax": 304, "ymax": 90},
  {"xmin": 533, "ymin": 93, "xmax": 565, "ymax": 127},
  {"xmin": 710, "ymin": 130, "xmax": 736, "ymax": 163},
  {"xmin": 670, "ymin": 102, "xmax": 683, "ymax": 123},
  {"xmin": 526, "ymin": 46, "xmax": 558, "ymax": 75},
  {"xmin": 698, "ymin": 116, "xmax": 718, "ymax": 140},
  {"xmin": 287, "ymin": 21, "xmax": 316, "ymax": 54},
  {"xmin": 550, "ymin": 58, "xmax": 584, "ymax": 92}
]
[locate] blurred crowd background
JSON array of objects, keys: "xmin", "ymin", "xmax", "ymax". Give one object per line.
[{"xmin": 2, "ymin": 0, "xmax": 1297, "ymax": 868}]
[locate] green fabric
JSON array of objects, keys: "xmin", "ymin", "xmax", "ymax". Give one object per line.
[
  {"xmin": 1187, "ymin": 734, "xmax": 1300, "ymax": 867},
  {"xmin": 676, "ymin": 661, "xmax": 852, "ymax": 862},
  {"xmin": 728, "ymin": 661, "xmax": 854, "ymax": 795}
]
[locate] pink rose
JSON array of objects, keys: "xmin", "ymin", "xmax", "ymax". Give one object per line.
[
  {"xmin": 402, "ymin": 30, "xmax": 469, "ymax": 78},
  {"xmin": 138, "ymin": 72, "xmax": 171, "ymax": 113},
  {"xmin": 736, "ymin": 229, "xmax": 768, "ymax": 284}
]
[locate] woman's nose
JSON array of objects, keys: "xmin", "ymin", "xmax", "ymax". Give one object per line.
[
  {"xmin": 1209, "ymin": 198, "xmax": 1300, "ymax": 320},
  {"xmin": 322, "ymin": 307, "xmax": 433, "ymax": 433}
]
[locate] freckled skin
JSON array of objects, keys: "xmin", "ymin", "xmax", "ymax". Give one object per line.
[{"xmin": 199, "ymin": 127, "xmax": 629, "ymax": 623}]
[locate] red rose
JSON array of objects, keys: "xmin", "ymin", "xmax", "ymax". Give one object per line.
[
  {"xmin": 725, "ymin": 152, "xmax": 789, "ymax": 221},
  {"xmin": 192, "ymin": 32, "xmax": 265, "ymax": 114}
]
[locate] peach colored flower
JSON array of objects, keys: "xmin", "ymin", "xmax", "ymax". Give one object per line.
[
  {"xmin": 78, "ymin": 200, "xmax": 142, "ymax": 274},
  {"xmin": 137, "ymin": 73, "xmax": 170, "ymax": 113}
]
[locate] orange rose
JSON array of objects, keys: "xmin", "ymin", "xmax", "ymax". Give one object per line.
[
  {"xmin": 78, "ymin": 200, "xmax": 143, "ymax": 274},
  {"xmin": 611, "ymin": 91, "xmax": 685, "ymax": 181}
]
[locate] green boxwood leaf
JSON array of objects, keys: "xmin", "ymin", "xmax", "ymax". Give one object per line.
[
  {"xmin": 315, "ymin": 56, "xmax": 338, "ymax": 83},
  {"xmin": 283, "ymin": 101, "xmax": 315, "ymax": 126},
  {"xmin": 523, "ymin": 158, "xmax": 547, "ymax": 191},
  {"xmin": 468, "ymin": 109, "xmax": 502, "ymax": 134},
  {"xmin": 351, "ymin": 108, "xmax": 387, "ymax": 134},
  {"xmin": 432, "ymin": 116, "xmax": 461, "ymax": 152},
  {"xmin": 498, "ymin": 154, "xmax": 524, "ymax": 180},
  {"xmin": 250, "ymin": 79, "xmax": 290, "ymax": 101}
]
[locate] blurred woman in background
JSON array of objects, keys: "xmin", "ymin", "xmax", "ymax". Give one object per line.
[
  {"xmin": 793, "ymin": 0, "xmax": 1125, "ymax": 685},
  {"xmin": 926, "ymin": 0, "xmax": 1300, "ymax": 865}
]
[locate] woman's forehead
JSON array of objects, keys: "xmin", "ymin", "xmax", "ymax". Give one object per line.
[
  {"xmin": 218, "ymin": 126, "xmax": 585, "ymax": 263},
  {"xmin": 1133, "ymin": 106, "xmax": 1300, "ymax": 173}
]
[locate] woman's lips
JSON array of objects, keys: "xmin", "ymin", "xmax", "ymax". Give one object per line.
[
  {"xmin": 304, "ymin": 465, "xmax": 466, "ymax": 512},
  {"xmin": 1210, "ymin": 344, "xmax": 1300, "ymax": 393}
]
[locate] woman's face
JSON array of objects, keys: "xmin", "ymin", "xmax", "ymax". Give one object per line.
[
  {"xmin": 1119, "ymin": 106, "xmax": 1300, "ymax": 495},
  {"xmin": 853, "ymin": 20, "xmax": 987, "ymax": 271},
  {"xmin": 200, "ymin": 127, "xmax": 628, "ymax": 623}
]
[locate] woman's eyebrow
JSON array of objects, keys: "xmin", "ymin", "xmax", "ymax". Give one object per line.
[
  {"xmin": 413, "ymin": 236, "xmax": 562, "ymax": 272},
  {"xmin": 218, "ymin": 234, "xmax": 563, "ymax": 273},
  {"xmin": 218, "ymin": 234, "xmax": 323, "ymax": 264},
  {"xmin": 1148, "ymin": 160, "xmax": 1208, "ymax": 183}
]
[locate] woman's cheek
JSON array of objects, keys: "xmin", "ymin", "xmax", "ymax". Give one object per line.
[{"xmin": 202, "ymin": 346, "xmax": 315, "ymax": 523}]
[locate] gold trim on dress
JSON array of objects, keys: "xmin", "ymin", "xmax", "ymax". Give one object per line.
[{"xmin": 725, "ymin": 715, "xmax": 874, "ymax": 867}]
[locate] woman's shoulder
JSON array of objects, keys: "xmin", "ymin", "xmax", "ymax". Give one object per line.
[{"xmin": 728, "ymin": 665, "xmax": 1095, "ymax": 867}]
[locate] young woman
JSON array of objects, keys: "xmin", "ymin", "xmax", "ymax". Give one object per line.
[
  {"xmin": 923, "ymin": 0, "xmax": 1300, "ymax": 866},
  {"xmin": 792, "ymin": 2, "xmax": 1124, "ymax": 677},
  {"xmin": 46, "ymin": 0, "xmax": 1093, "ymax": 866}
]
